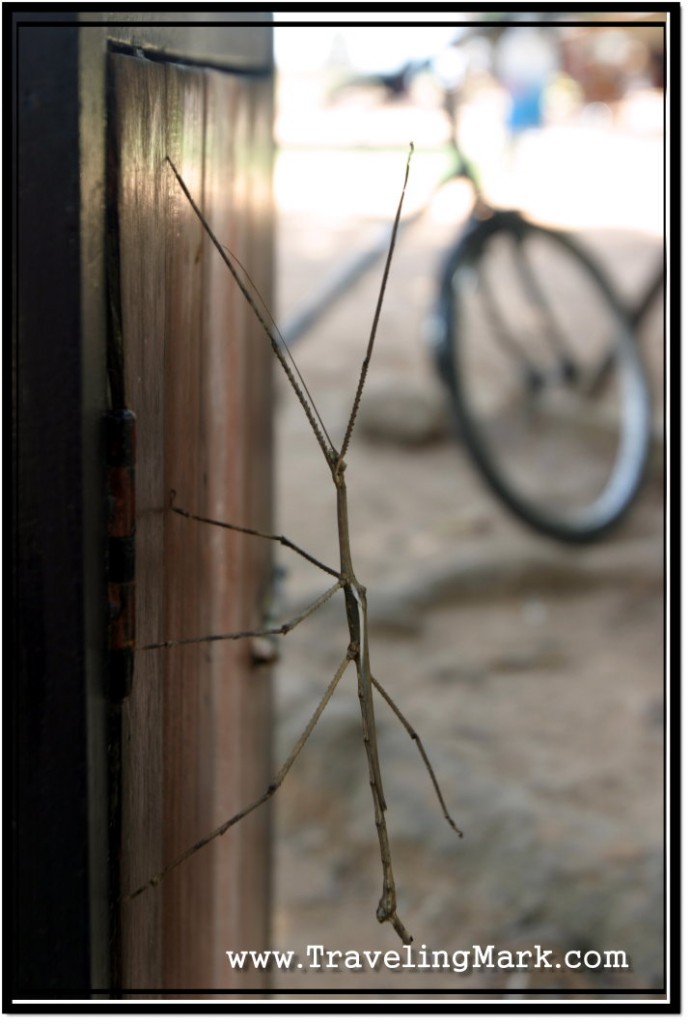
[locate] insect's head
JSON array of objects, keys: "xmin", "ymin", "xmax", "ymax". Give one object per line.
[{"xmin": 330, "ymin": 449, "xmax": 347, "ymax": 485}]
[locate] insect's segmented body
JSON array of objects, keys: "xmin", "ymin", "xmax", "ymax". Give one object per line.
[{"xmin": 332, "ymin": 456, "xmax": 409, "ymax": 940}]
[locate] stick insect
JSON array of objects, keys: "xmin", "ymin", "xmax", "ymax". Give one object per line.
[{"xmin": 126, "ymin": 144, "xmax": 462, "ymax": 945}]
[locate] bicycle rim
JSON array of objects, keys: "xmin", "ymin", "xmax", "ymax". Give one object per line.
[{"xmin": 442, "ymin": 216, "xmax": 650, "ymax": 542}]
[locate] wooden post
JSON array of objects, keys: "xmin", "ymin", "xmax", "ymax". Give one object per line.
[
  {"xmin": 108, "ymin": 46, "xmax": 274, "ymax": 992},
  {"xmin": 14, "ymin": 14, "xmax": 274, "ymax": 999}
]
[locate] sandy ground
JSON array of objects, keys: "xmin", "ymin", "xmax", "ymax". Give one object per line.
[{"xmin": 266, "ymin": 98, "xmax": 666, "ymax": 999}]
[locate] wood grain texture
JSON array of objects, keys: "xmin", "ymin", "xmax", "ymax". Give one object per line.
[{"xmin": 110, "ymin": 50, "xmax": 273, "ymax": 993}]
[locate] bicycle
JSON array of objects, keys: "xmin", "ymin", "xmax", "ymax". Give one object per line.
[
  {"xmin": 426, "ymin": 120, "xmax": 661, "ymax": 544},
  {"xmin": 280, "ymin": 52, "xmax": 662, "ymax": 544}
]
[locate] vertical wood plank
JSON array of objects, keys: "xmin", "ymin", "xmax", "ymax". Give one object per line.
[
  {"xmin": 201, "ymin": 67, "xmax": 274, "ymax": 989},
  {"xmin": 111, "ymin": 49, "xmax": 273, "ymax": 993},
  {"xmin": 111, "ymin": 52, "xmax": 169, "ymax": 989}
]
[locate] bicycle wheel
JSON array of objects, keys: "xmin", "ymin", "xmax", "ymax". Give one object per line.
[{"xmin": 430, "ymin": 211, "xmax": 651, "ymax": 543}]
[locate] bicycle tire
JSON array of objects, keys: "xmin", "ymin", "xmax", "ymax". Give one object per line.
[{"xmin": 429, "ymin": 210, "xmax": 651, "ymax": 543}]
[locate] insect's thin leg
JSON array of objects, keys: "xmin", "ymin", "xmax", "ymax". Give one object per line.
[
  {"xmin": 339, "ymin": 143, "xmax": 414, "ymax": 463},
  {"xmin": 371, "ymin": 676, "xmax": 463, "ymax": 839},
  {"xmin": 169, "ymin": 492, "xmax": 339, "ymax": 579},
  {"xmin": 139, "ymin": 579, "xmax": 344, "ymax": 651},
  {"xmin": 165, "ymin": 156, "xmax": 336, "ymax": 466},
  {"xmin": 124, "ymin": 648, "xmax": 355, "ymax": 902}
]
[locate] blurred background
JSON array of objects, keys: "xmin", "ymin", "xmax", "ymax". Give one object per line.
[{"xmin": 266, "ymin": 13, "xmax": 666, "ymax": 995}]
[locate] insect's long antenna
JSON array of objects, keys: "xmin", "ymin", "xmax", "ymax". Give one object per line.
[
  {"xmin": 165, "ymin": 156, "xmax": 336, "ymax": 465},
  {"xmin": 339, "ymin": 143, "xmax": 413, "ymax": 462}
]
